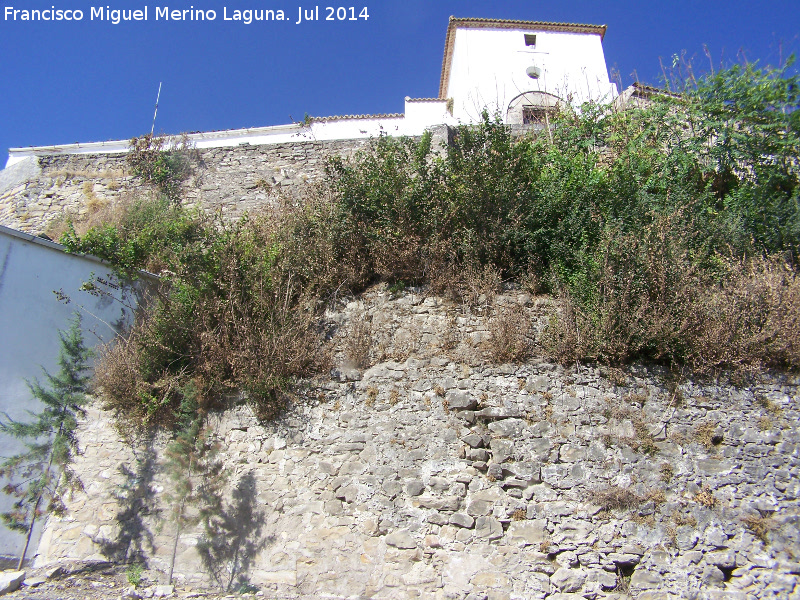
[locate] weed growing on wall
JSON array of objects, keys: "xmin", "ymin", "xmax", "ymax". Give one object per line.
[{"xmin": 127, "ymin": 134, "xmax": 199, "ymax": 205}]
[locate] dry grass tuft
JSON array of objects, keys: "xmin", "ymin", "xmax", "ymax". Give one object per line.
[
  {"xmin": 742, "ymin": 513, "xmax": 774, "ymax": 543},
  {"xmin": 365, "ymin": 386, "xmax": 378, "ymax": 407},
  {"xmin": 485, "ymin": 304, "xmax": 533, "ymax": 364},
  {"xmin": 695, "ymin": 485, "xmax": 716, "ymax": 507},
  {"xmin": 694, "ymin": 422, "xmax": 719, "ymax": 450},
  {"xmin": 590, "ymin": 486, "xmax": 643, "ymax": 511},
  {"xmin": 344, "ymin": 315, "xmax": 373, "ymax": 369}
]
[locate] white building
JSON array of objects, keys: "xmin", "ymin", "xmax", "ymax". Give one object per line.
[
  {"xmin": 441, "ymin": 18, "xmax": 617, "ymax": 124},
  {"xmin": 4, "ymin": 17, "xmax": 617, "ymax": 168}
]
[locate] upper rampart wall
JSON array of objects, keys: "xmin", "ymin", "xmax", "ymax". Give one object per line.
[{"xmin": 0, "ymin": 137, "xmax": 370, "ymax": 235}]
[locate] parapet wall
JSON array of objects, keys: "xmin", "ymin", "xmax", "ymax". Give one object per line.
[{"xmin": 34, "ymin": 286, "xmax": 800, "ymax": 599}]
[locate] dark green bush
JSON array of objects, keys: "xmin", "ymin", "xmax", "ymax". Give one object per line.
[{"xmin": 81, "ymin": 58, "xmax": 800, "ymax": 426}]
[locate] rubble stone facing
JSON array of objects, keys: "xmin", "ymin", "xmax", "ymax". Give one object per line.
[
  {"xmin": 0, "ymin": 138, "xmax": 367, "ymax": 234},
  {"xmin": 35, "ymin": 286, "xmax": 799, "ymax": 599}
]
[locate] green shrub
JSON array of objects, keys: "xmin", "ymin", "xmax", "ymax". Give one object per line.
[
  {"xmin": 83, "ymin": 57, "xmax": 800, "ymax": 427},
  {"xmin": 127, "ymin": 134, "xmax": 199, "ymax": 204}
]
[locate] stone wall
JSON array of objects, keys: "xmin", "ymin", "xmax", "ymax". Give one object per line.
[
  {"xmin": 34, "ymin": 286, "xmax": 800, "ymax": 599},
  {"xmin": 0, "ymin": 138, "xmax": 369, "ymax": 234}
]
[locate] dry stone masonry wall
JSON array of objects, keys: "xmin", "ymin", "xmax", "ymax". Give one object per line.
[
  {"xmin": 35, "ymin": 286, "xmax": 800, "ymax": 600},
  {"xmin": 0, "ymin": 138, "xmax": 368, "ymax": 234}
]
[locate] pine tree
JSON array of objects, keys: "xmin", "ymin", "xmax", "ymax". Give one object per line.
[
  {"xmin": 0, "ymin": 314, "xmax": 92, "ymax": 569},
  {"xmin": 162, "ymin": 385, "xmax": 225, "ymax": 584}
]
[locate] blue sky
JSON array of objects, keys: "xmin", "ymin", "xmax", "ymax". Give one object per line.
[{"xmin": 1, "ymin": 0, "xmax": 798, "ymax": 161}]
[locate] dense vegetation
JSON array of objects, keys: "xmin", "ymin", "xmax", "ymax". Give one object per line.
[{"xmin": 63, "ymin": 59, "xmax": 800, "ymax": 425}]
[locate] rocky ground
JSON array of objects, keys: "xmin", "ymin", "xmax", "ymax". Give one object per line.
[{"xmin": 2, "ymin": 562, "xmax": 267, "ymax": 600}]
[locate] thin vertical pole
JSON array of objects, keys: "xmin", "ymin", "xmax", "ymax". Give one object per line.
[{"xmin": 150, "ymin": 82, "xmax": 162, "ymax": 136}]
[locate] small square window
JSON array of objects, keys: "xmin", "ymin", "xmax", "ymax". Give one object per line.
[{"xmin": 524, "ymin": 34, "xmax": 537, "ymax": 47}]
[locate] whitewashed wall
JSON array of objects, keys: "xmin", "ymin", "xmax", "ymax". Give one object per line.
[
  {"xmin": 444, "ymin": 27, "xmax": 617, "ymax": 123},
  {"xmin": 0, "ymin": 225, "xmax": 148, "ymax": 562}
]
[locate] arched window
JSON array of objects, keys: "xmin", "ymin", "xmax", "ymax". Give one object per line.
[{"xmin": 506, "ymin": 91, "xmax": 561, "ymax": 126}]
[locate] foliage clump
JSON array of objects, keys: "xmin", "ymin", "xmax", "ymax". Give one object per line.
[
  {"xmin": 65, "ymin": 57, "xmax": 800, "ymax": 426},
  {"xmin": 127, "ymin": 134, "xmax": 199, "ymax": 205}
]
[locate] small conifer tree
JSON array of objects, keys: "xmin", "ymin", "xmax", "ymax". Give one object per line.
[
  {"xmin": 163, "ymin": 385, "xmax": 225, "ymax": 584},
  {"xmin": 0, "ymin": 314, "xmax": 92, "ymax": 569}
]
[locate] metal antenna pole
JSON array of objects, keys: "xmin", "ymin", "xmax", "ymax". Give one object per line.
[{"xmin": 150, "ymin": 82, "xmax": 162, "ymax": 136}]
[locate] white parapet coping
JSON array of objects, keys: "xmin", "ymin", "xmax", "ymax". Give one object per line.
[{"xmin": 5, "ymin": 103, "xmax": 457, "ymax": 169}]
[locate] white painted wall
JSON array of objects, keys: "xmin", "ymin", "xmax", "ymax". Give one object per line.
[
  {"xmin": 0, "ymin": 225, "xmax": 148, "ymax": 563},
  {"xmin": 444, "ymin": 26, "xmax": 617, "ymax": 123}
]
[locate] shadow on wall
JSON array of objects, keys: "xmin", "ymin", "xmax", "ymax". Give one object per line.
[
  {"xmin": 98, "ymin": 432, "xmax": 159, "ymax": 566},
  {"xmin": 198, "ymin": 471, "xmax": 272, "ymax": 592}
]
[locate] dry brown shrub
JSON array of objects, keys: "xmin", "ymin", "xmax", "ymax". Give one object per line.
[
  {"xmin": 590, "ymin": 486, "xmax": 642, "ymax": 511},
  {"xmin": 344, "ymin": 315, "xmax": 373, "ymax": 369},
  {"xmin": 370, "ymin": 231, "xmax": 426, "ymax": 283},
  {"xmin": 93, "ymin": 334, "xmax": 148, "ymax": 422},
  {"xmin": 681, "ymin": 256, "xmax": 800, "ymax": 374},
  {"xmin": 95, "ymin": 225, "xmax": 327, "ymax": 425},
  {"xmin": 270, "ymin": 187, "xmax": 372, "ymax": 300},
  {"xmin": 486, "ymin": 303, "xmax": 533, "ymax": 364},
  {"xmin": 46, "ymin": 190, "xmax": 141, "ymax": 242},
  {"xmin": 365, "ymin": 386, "xmax": 378, "ymax": 407},
  {"xmin": 428, "ymin": 258, "xmax": 502, "ymax": 311},
  {"xmin": 511, "ymin": 508, "xmax": 527, "ymax": 521},
  {"xmin": 695, "ymin": 485, "xmax": 716, "ymax": 507},
  {"xmin": 439, "ymin": 314, "xmax": 460, "ymax": 351},
  {"xmin": 742, "ymin": 513, "xmax": 774, "ymax": 543},
  {"xmin": 457, "ymin": 263, "xmax": 502, "ymax": 309},
  {"xmin": 694, "ymin": 422, "xmax": 719, "ymax": 450},
  {"xmin": 542, "ymin": 212, "xmax": 800, "ymax": 374}
]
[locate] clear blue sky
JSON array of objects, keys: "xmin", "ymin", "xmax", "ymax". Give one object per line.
[{"xmin": 1, "ymin": 0, "xmax": 798, "ymax": 161}]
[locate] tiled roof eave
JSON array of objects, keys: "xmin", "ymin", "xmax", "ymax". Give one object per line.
[{"xmin": 310, "ymin": 113, "xmax": 404, "ymax": 123}]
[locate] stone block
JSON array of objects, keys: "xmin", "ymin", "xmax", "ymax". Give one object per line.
[
  {"xmin": 467, "ymin": 448, "xmax": 490, "ymax": 462},
  {"xmin": 502, "ymin": 461, "xmax": 541, "ymax": 483},
  {"xmin": 385, "ymin": 529, "xmax": 417, "ymax": 549},
  {"xmin": 447, "ymin": 390, "xmax": 477, "ymax": 411},
  {"xmin": 487, "ymin": 463, "xmax": 504, "ymax": 480},
  {"xmin": 550, "ymin": 567, "xmax": 586, "ymax": 592},
  {"xmin": 705, "ymin": 549, "xmax": 736, "ymax": 569},
  {"xmin": 489, "ymin": 438, "xmax": 514, "ymax": 463},
  {"xmin": 255, "ymin": 570, "xmax": 298, "ymax": 585},
  {"xmin": 630, "ymin": 569, "xmax": 662, "ymax": 590},
  {"xmin": 0, "ymin": 571, "xmax": 25, "ymax": 596},
  {"xmin": 404, "ymin": 480, "xmax": 425, "ymax": 496},
  {"xmin": 450, "ymin": 513, "xmax": 475, "ymax": 528},
  {"xmin": 152, "ymin": 585, "xmax": 174, "ymax": 597},
  {"xmin": 462, "ymin": 433, "xmax": 485, "ymax": 448},
  {"xmin": 475, "ymin": 407, "xmax": 524, "ymax": 420},
  {"xmin": 507, "ymin": 519, "xmax": 547, "ymax": 546},
  {"xmin": 488, "ymin": 418, "xmax": 526, "ymax": 438},
  {"xmin": 475, "ymin": 516, "xmax": 503, "ymax": 540},
  {"xmin": 558, "ymin": 444, "xmax": 585, "ymax": 462},
  {"xmin": 471, "ymin": 571, "xmax": 511, "ymax": 588},
  {"xmin": 467, "ymin": 499, "xmax": 494, "ymax": 517}
]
